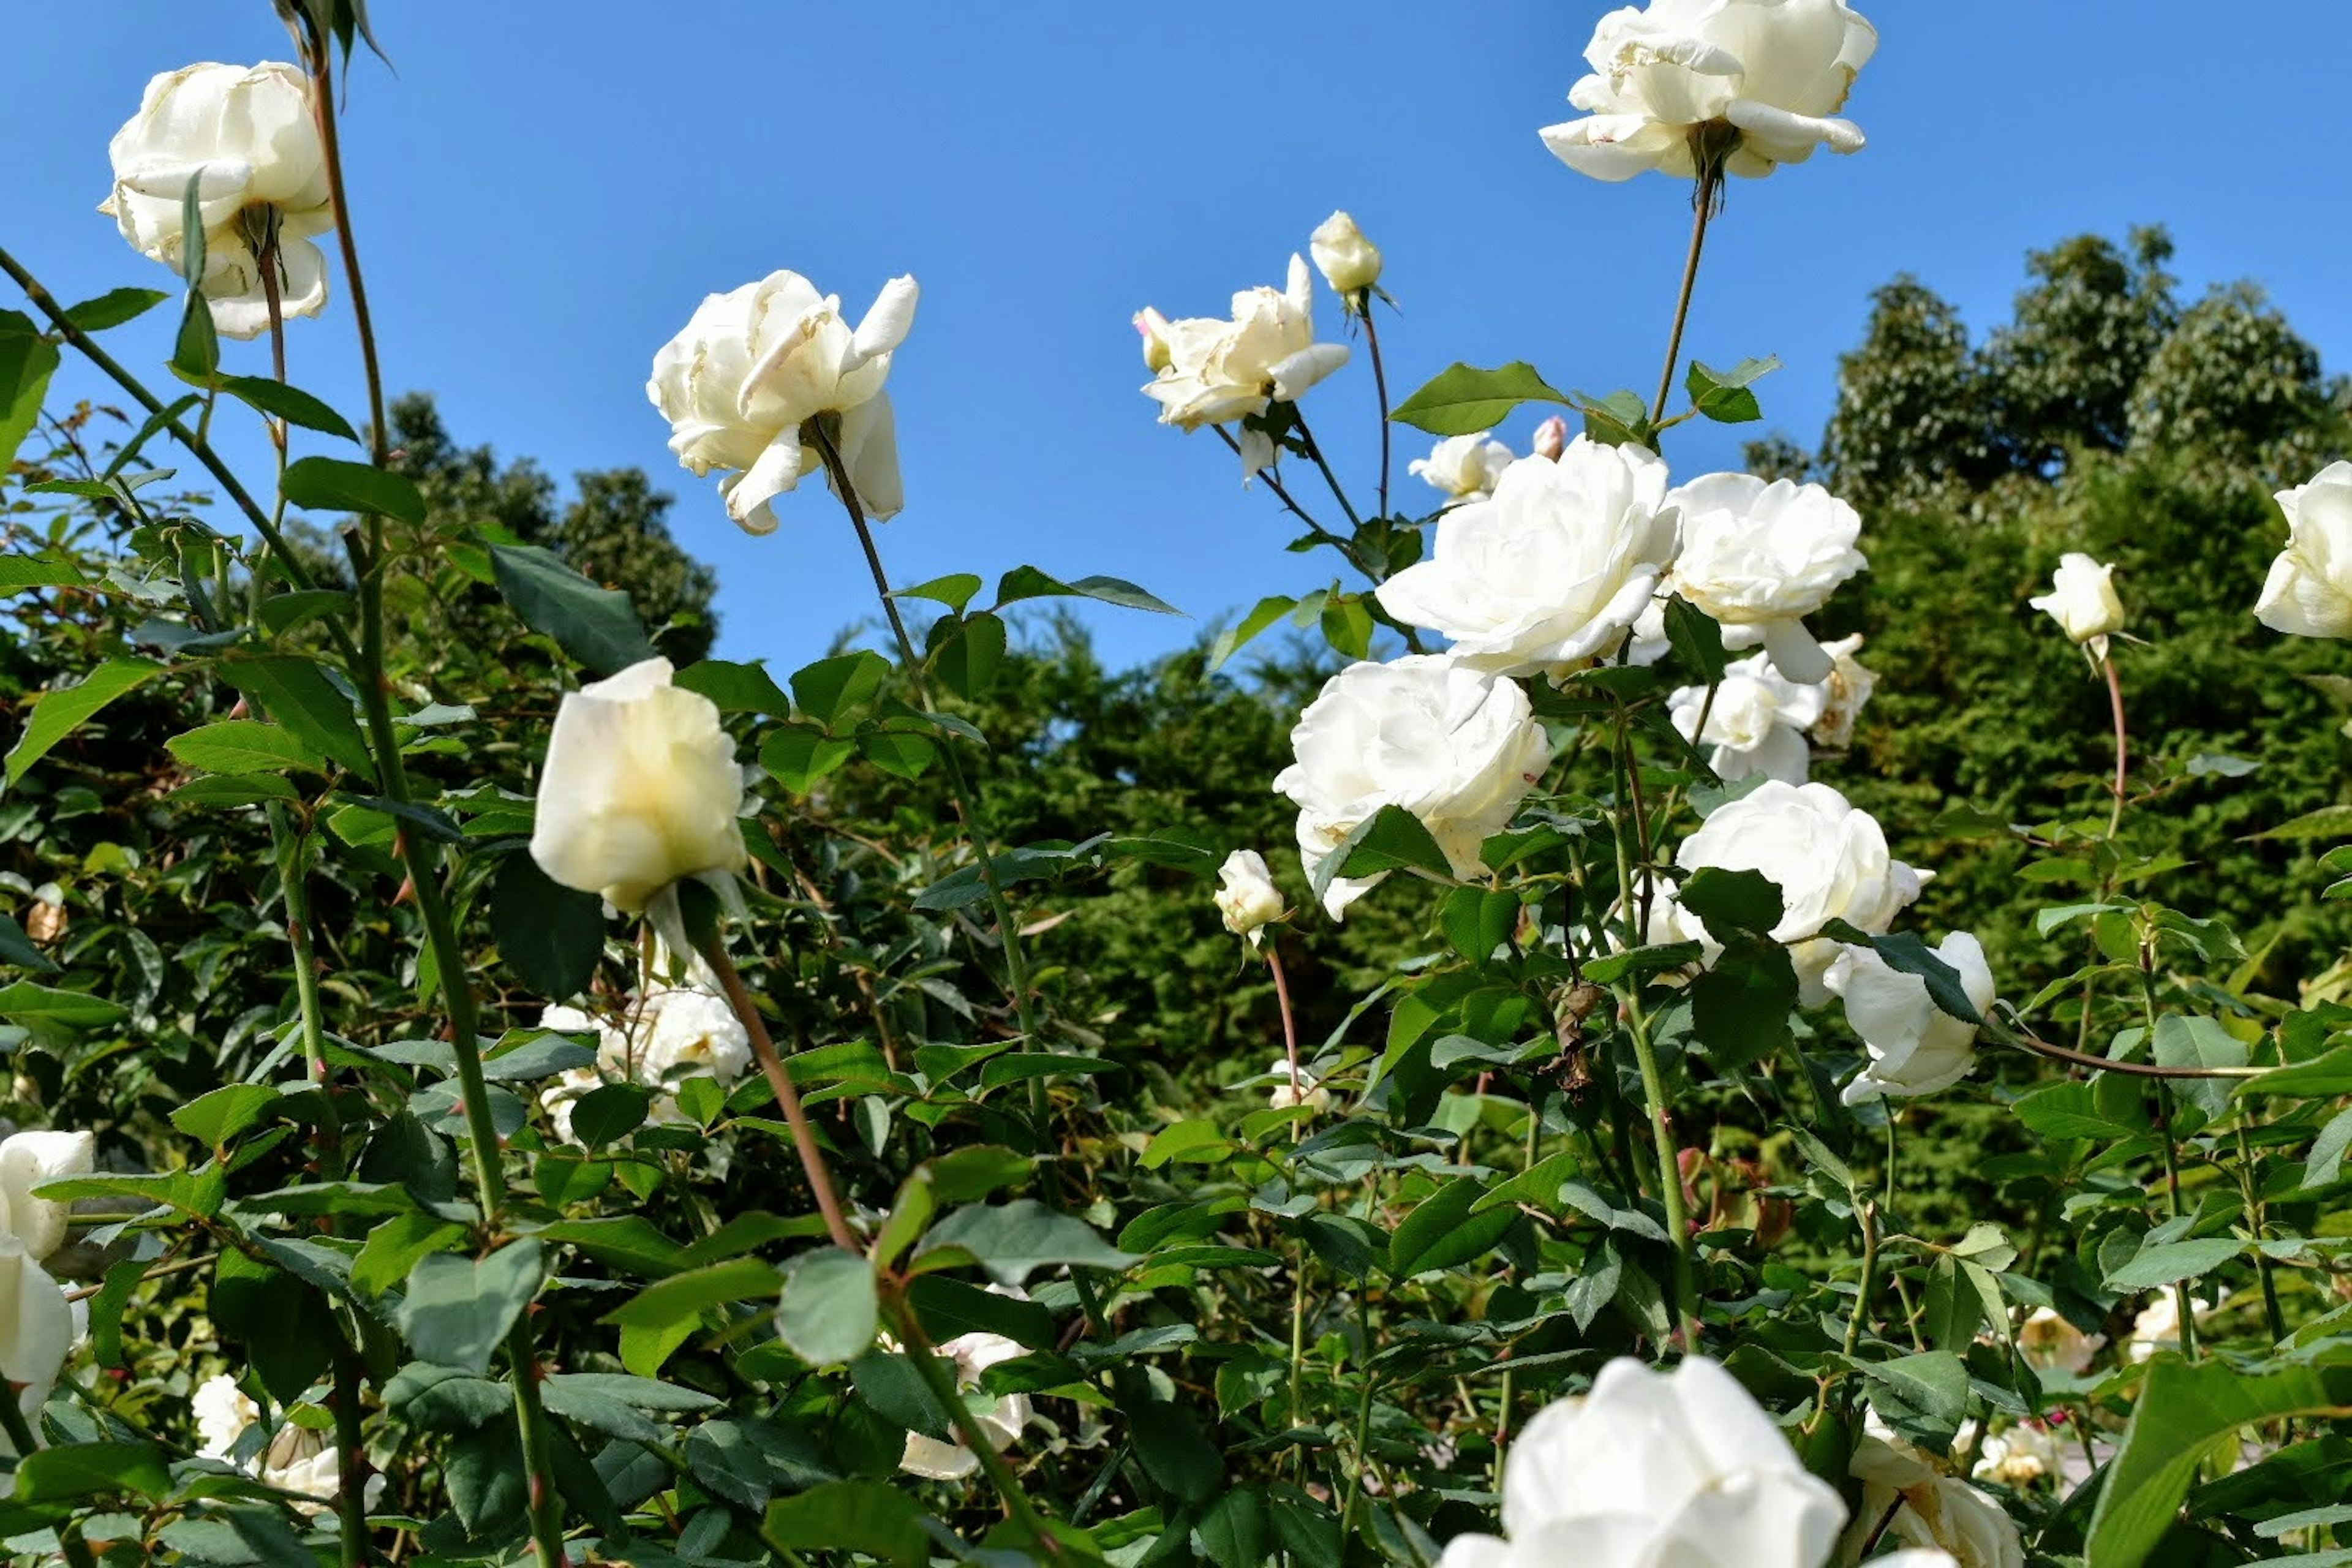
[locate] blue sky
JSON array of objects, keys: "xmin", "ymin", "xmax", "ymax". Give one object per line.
[{"xmin": 11, "ymin": 2, "xmax": 2348, "ymax": 675}]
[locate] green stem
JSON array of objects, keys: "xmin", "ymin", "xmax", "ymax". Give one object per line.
[
  {"xmin": 331, "ymin": 1345, "xmax": 371, "ymax": 1567},
  {"xmin": 271, "ymin": 806, "xmax": 341, "ymax": 1158},
  {"xmin": 1362, "ymin": 307, "xmax": 1393, "ymax": 518},
  {"xmin": 1624, "ymin": 995, "xmax": 1699, "ymax": 1348},
  {"xmin": 2103, "ymin": 654, "xmax": 2128, "ymax": 842},
  {"xmin": 2237, "ymin": 1124, "xmax": 2288, "ymax": 1343},
  {"xmin": 881, "ymin": 1292, "xmax": 1063, "ymax": 1555},
  {"xmin": 0, "ymin": 1384, "xmax": 39, "ymax": 1458},
  {"xmin": 1290, "ymin": 409, "xmax": 1362, "ymax": 533},
  {"xmin": 1841, "ymin": 1199, "xmax": 1882, "ymax": 1359},
  {"xmin": 1649, "ymin": 163, "xmax": 1722, "ymax": 427},
  {"xmin": 1335, "ymin": 1303, "xmax": 1381, "ymax": 1536},
  {"xmin": 807, "ymin": 424, "xmax": 1050, "ymax": 1124}
]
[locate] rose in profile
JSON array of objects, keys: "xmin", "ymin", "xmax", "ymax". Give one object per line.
[
  {"xmin": 648, "ymin": 270, "xmax": 916, "ymax": 532},
  {"xmin": 1669, "ymin": 651, "xmax": 1824, "ymax": 783},
  {"xmin": 1828, "ymin": 932, "xmax": 1996, "ymax": 1103},
  {"xmin": 1409, "ymin": 434, "xmax": 1517, "ymax": 504},
  {"xmin": 1310, "ymin": 211, "xmax": 1383, "ymax": 303},
  {"xmin": 1275, "ymin": 656, "xmax": 1548, "ymax": 919},
  {"xmin": 530, "ymin": 658, "xmax": 747, "ymax": 914},
  {"xmin": 100, "ymin": 62, "xmax": 335, "ymax": 337},
  {"xmin": 1665, "ymin": 472, "xmax": 1865, "ymax": 683},
  {"xmin": 1379, "ymin": 439, "xmax": 1678, "ymax": 679},
  {"xmin": 896, "ymin": 1329, "xmax": 1031, "ymax": 1480},
  {"xmin": 2254, "ymin": 461, "xmax": 2352, "ymax": 639},
  {"xmin": 1139, "ymin": 255, "xmax": 1349, "ymax": 480},
  {"xmin": 1540, "ymin": 0, "xmax": 1877, "ymax": 183},
  {"xmin": 2029, "ymin": 552, "xmax": 2125, "ymax": 655},
  {"xmin": 1213, "ymin": 850, "xmax": 1286, "ymax": 946}
]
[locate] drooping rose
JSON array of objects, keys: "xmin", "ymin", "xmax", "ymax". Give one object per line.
[
  {"xmin": 1540, "ymin": 0, "xmax": 1878, "ymax": 183},
  {"xmin": 1434, "ymin": 1356, "xmax": 1847, "ymax": 1568},
  {"xmin": 1409, "ymin": 434, "xmax": 1518, "ymax": 504},
  {"xmin": 1808, "ymin": 633, "xmax": 1875, "ymax": 749},
  {"xmin": 1213, "ymin": 850, "xmax": 1285, "ymax": 946},
  {"xmin": 897, "ymin": 1329, "xmax": 1031, "ymax": 1481},
  {"xmin": 1651, "ymin": 780, "xmax": 1925, "ymax": 1005},
  {"xmin": 1310, "ymin": 211, "xmax": 1383, "ymax": 301},
  {"xmin": 1275, "ymin": 656, "xmax": 1550, "ymax": 919},
  {"xmin": 192, "ymin": 1374, "xmax": 381, "ymax": 1517},
  {"xmin": 1379, "ymin": 439, "xmax": 1679, "ymax": 679},
  {"xmin": 648, "ymin": 270, "xmax": 916, "ymax": 532},
  {"xmin": 1664, "ymin": 473, "xmax": 1865, "ymax": 683},
  {"xmin": 1828, "ymin": 932, "xmax": 1995, "ymax": 1104},
  {"xmin": 2029, "ymin": 553, "xmax": 2125, "ymax": 653},
  {"xmin": 1846, "ymin": 1428, "xmax": 2024, "ymax": 1568},
  {"xmin": 1139, "ymin": 255, "xmax": 1349, "ymax": 481},
  {"xmin": 1264, "ymin": 1058, "xmax": 1334, "ymax": 1113},
  {"xmin": 529, "ymin": 658, "xmax": 747, "ymax": 914},
  {"xmin": 1668, "ymin": 651, "xmax": 1824, "ymax": 783},
  {"xmin": 2254, "ymin": 461, "xmax": 2352, "ymax": 639},
  {"xmin": 100, "ymin": 62, "xmax": 334, "ymax": 338}
]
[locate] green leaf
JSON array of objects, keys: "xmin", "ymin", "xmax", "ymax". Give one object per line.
[
  {"xmin": 217, "ymin": 655, "xmax": 377, "ymax": 780},
  {"xmin": 12, "ymin": 1442, "xmax": 172, "ymax": 1504},
  {"xmin": 491, "ymin": 851, "xmax": 606, "ymax": 999},
  {"xmin": 791, "ymin": 650, "xmax": 891, "ymax": 729},
  {"xmin": 5, "ymin": 656, "xmax": 164, "ymax": 788},
  {"xmin": 0, "ymin": 911, "xmax": 56, "ymax": 974},
  {"xmin": 2255, "ymin": 805, "xmax": 2352, "ymax": 840},
  {"xmin": 763, "ymin": 1480, "xmax": 930, "ymax": 1566},
  {"xmin": 601, "ymin": 1256, "xmax": 784, "ymax": 1330},
  {"xmin": 170, "ymin": 1085, "xmax": 283, "ymax": 1147},
  {"xmin": 1660, "ymin": 594, "xmax": 1728, "ymax": 684},
  {"xmin": 777, "ymin": 1248, "xmax": 878, "ymax": 1365},
  {"xmin": 170, "ymin": 285, "xmax": 219, "ymax": 385},
  {"xmin": 1679, "ymin": 867, "xmax": 1785, "ymax": 943},
  {"xmin": 1209, "ymin": 595, "xmax": 1298, "ymax": 672},
  {"xmin": 1390, "ymin": 361, "xmax": 1570, "ymax": 435},
  {"xmin": 760, "ymin": 725, "xmax": 859, "ymax": 793},
  {"xmin": 1389, "ymin": 1177, "xmax": 1517, "ymax": 1277},
  {"xmin": 2152, "ymin": 1013, "xmax": 2250, "ymax": 1125},
  {"xmin": 1691, "ymin": 941, "xmax": 1798, "ymax": 1072},
  {"xmin": 0, "ymin": 981, "xmax": 126, "ymax": 1029},
  {"xmin": 1820, "ymin": 921, "xmax": 1982, "ymax": 1024},
  {"xmin": 933, "ymin": 611, "xmax": 1007, "ymax": 702},
  {"xmin": 993, "ymin": 565, "xmax": 1183, "ymax": 616},
  {"xmin": 568, "ymin": 1084, "xmax": 651, "ymax": 1148},
  {"xmin": 1574, "ymin": 388, "xmax": 1653, "ymax": 448},
  {"xmin": 2238, "ymin": 1044, "xmax": 2352, "ymax": 1099},
  {"xmin": 257, "ymin": 588, "xmax": 354, "ymax": 636},
  {"xmin": 2104, "ymin": 1237, "xmax": 2244, "ymax": 1292},
  {"xmin": 219, "ymin": 375, "xmax": 361, "ymax": 442},
  {"xmin": 919, "ymin": 1200, "xmax": 1137, "ymax": 1286},
  {"xmin": 1195, "ymin": 1486, "xmax": 1273, "ymax": 1568},
  {"xmin": 856, "ymin": 725, "xmax": 937, "ymax": 780},
  {"xmin": 2305, "ymin": 1106, "xmax": 2352, "ymax": 1188},
  {"xmin": 1685, "ymin": 355, "xmax": 1781, "ymax": 424},
  {"xmin": 671, "ymin": 658, "xmax": 792, "ymax": 715},
  {"xmin": 0, "ymin": 556, "xmax": 87, "ymax": 592},
  {"xmin": 395, "ymin": 1238, "xmax": 543, "ymax": 1374},
  {"xmin": 0, "ymin": 311, "xmax": 61, "ymax": 477},
  {"xmin": 61, "ymin": 287, "xmax": 169, "ymax": 333},
  {"xmin": 354, "ymin": 1214, "xmax": 469, "ymax": 1297},
  {"xmin": 1311, "ymin": 804, "xmax": 1455, "ymax": 910},
  {"xmin": 211, "ymin": 1251, "xmax": 336, "ymax": 1403},
  {"xmin": 1856, "ymin": 1349, "xmax": 1972, "ymax": 1450},
  {"xmin": 895, "ymin": 573, "xmax": 984, "ymax": 612},
  {"xmin": 165, "ymin": 720, "xmax": 325, "ymax": 776},
  {"xmin": 2011, "ymin": 1079, "xmax": 2142, "ymax": 1142},
  {"xmin": 281, "ymin": 454, "xmax": 426, "ymax": 524},
  {"xmin": 489, "ymin": 543, "xmax": 657, "ymax": 675},
  {"xmin": 481, "ymin": 1033, "xmax": 598, "ymax": 1083},
  {"xmin": 2087, "ymin": 1360, "xmax": 2352, "ymax": 1568}
]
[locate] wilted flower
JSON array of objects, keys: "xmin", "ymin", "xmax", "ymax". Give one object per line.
[
  {"xmin": 537, "ymin": 990, "xmax": 753, "ymax": 1145},
  {"xmin": 192, "ymin": 1374, "xmax": 380, "ymax": 1516},
  {"xmin": 1540, "ymin": 0, "xmax": 1879, "ymax": 183},
  {"xmin": 1665, "ymin": 473, "xmax": 1865, "ymax": 682},
  {"xmin": 1310, "ymin": 211, "xmax": 1383, "ymax": 302},
  {"xmin": 2029, "ymin": 553, "xmax": 2125, "ymax": 657},
  {"xmin": 1139, "ymin": 255, "xmax": 1350, "ymax": 481},
  {"xmin": 2254, "ymin": 461, "xmax": 2352, "ymax": 639},
  {"xmin": 529, "ymin": 658, "xmax": 747, "ymax": 915},
  {"xmin": 1214, "ymin": 850, "xmax": 1286, "ymax": 946},
  {"xmin": 100, "ymin": 62, "xmax": 334, "ymax": 338},
  {"xmin": 1971, "ymin": 1422, "xmax": 2062, "ymax": 1489},
  {"xmin": 1409, "ymin": 434, "xmax": 1517, "ymax": 504},
  {"xmin": 1275, "ymin": 656, "xmax": 1549, "ymax": 920},
  {"xmin": 898, "ymin": 1330, "xmax": 1031, "ymax": 1481},
  {"xmin": 2128, "ymin": 1291, "xmax": 2221, "ymax": 1363},
  {"xmin": 2016, "ymin": 1306, "xmax": 2103, "ymax": 1376},
  {"xmin": 1264, "ymin": 1058, "xmax": 1333, "ymax": 1113},
  {"xmin": 647, "ymin": 270, "xmax": 916, "ymax": 531},
  {"xmin": 1650, "ymin": 781, "xmax": 1926, "ymax": 1005},
  {"xmin": 1828, "ymin": 932, "xmax": 1995, "ymax": 1104},
  {"xmin": 1668, "ymin": 651, "xmax": 1824, "ymax": 783},
  {"xmin": 1434, "ymin": 1355, "xmax": 1846, "ymax": 1568},
  {"xmin": 1809, "ymin": 633, "xmax": 1875, "ymax": 749},
  {"xmin": 1378, "ymin": 438, "xmax": 1678, "ymax": 679}
]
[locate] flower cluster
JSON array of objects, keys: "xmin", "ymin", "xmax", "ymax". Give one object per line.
[
  {"xmin": 193, "ymin": 1374, "xmax": 383, "ymax": 1515},
  {"xmin": 537, "ymin": 984, "xmax": 755, "ymax": 1144}
]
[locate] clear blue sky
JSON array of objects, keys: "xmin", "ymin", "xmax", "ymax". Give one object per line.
[{"xmin": 11, "ymin": 3, "xmax": 2348, "ymax": 674}]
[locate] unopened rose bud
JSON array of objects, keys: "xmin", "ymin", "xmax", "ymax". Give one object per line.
[
  {"xmin": 1133, "ymin": 307, "xmax": 1174, "ymax": 373},
  {"xmin": 1309, "ymin": 211, "xmax": 1382, "ymax": 305},
  {"xmin": 1531, "ymin": 415, "xmax": 1569, "ymax": 462},
  {"xmin": 2030, "ymin": 552, "xmax": 2125, "ymax": 651},
  {"xmin": 1213, "ymin": 850, "xmax": 1284, "ymax": 946}
]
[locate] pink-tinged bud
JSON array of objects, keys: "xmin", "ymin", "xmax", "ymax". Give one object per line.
[
  {"xmin": 1133, "ymin": 307, "xmax": 1174, "ymax": 373},
  {"xmin": 1531, "ymin": 415, "xmax": 1569, "ymax": 461}
]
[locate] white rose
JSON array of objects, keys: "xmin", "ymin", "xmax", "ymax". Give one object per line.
[
  {"xmin": 648, "ymin": 270, "xmax": 916, "ymax": 533},
  {"xmin": 1133, "ymin": 306, "xmax": 1175, "ymax": 372},
  {"xmin": 1845, "ymin": 1430, "xmax": 2023, "ymax": 1568},
  {"xmin": 1378, "ymin": 438, "xmax": 1679, "ymax": 678},
  {"xmin": 1665, "ymin": 473, "xmax": 1866, "ymax": 682},
  {"xmin": 0, "ymin": 1237, "xmax": 70, "ymax": 1452},
  {"xmin": 99, "ymin": 62, "xmax": 334, "ymax": 339},
  {"xmin": 1435, "ymin": 1356, "xmax": 1846, "ymax": 1568},
  {"xmin": 1970, "ymin": 1423, "xmax": 2060, "ymax": 1488},
  {"xmin": 1309, "ymin": 211, "xmax": 1383, "ymax": 300},
  {"xmin": 1540, "ymin": 0, "xmax": 1878, "ymax": 183},
  {"xmin": 191, "ymin": 1377, "xmax": 375, "ymax": 1518},
  {"xmin": 1829, "ymin": 932, "xmax": 1995, "ymax": 1104},
  {"xmin": 1652, "ymin": 780, "xmax": 1926, "ymax": 1005},
  {"xmin": 2127, "ymin": 1291, "xmax": 2220, "ymax": 1363},
  {"xmin": 614, "ymin": 988, "xmax": 754, "ymax": 1091},
  {"xmin": 1265, "ymin": 1058, "xmax": 1333, "ymax": 1113},
  {"xmin": 2254, "ymin": 461, "xmax": 2352, "ymax": 639},
  {"xmin": 1214, "ymin": 851, "xmax": 1286, "ymax": 946},
  {"xmin": 1808, "ymin": 633, "xmax": 1875, "ymax": 750},
  {"xmin": 2016, "ymin": 1306, "xmax": 2103, "ymax": 1376},
  {"xmin": 1669, "ymin": 651, "xmax": 1824, "ymax": 784},
  {"xmin": 1275, "ymin": 657, "xmax": 1550, "ymax": 919},
  {"xmin": 529, "ymin": 658, "xmax": 748, "ymax": 914},
  {"xmin": 193, "ymin": 1373, "xmax": 261, "ymax": 1460},
  {"xmin": 0, "ymin": 1129, "xmax": 95, "ymax": 1261},
  {"xmin": 898, "ymin": 1330, "xmax": 1031, "ymax": 1481},
  {"xmin": 1409, "ymin": 434, "xmax": 1517, "ymax": 503},
  {"xmin": 2028, "ymin": 553, "xmax": 2125, "ymax": 650},
  {"xmin": 1139, "ymin": 255, "xmax": 1350, "ymax": 481}
]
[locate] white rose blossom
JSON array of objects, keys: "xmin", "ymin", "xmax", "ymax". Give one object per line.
[
  {"xmin": 1378, "ymin": 438, "xmax": 1679, "ymax": 679},
  {"xmin": 1846, "ymin": 1428, "xmax": 2024, "ymax": 1568},
  {"xmin": 0, "ymin": 1128, "xmax": 90, "ymax": 1451},
  {"xmin": 2254, "ymin": 461, "xmax": 2352, "ymax": 639},
  {"xmin": 647, "ymin": 270, "xmax": 916, "ymax": 532},
  {"xmin": 1971, "ymin": 1422, "xmax": 2062, "ymax": 1489},
  {"xmin": 1809, "ymin": 633, "xmax": 1876, "ymax": 749},
  {"xmin": 2016, "ymin": 1306, "xmax": 2103, "ymax": 1376},
  {"xmin": 1828, "ymin": 932, "xmax": 1996, "ymax": 1104},
  {"xmin": 1649, "ymin": 780, "xmax": 1926, "ymax": 1005},
  {"xmin": 1669, "ymin": 650, "xmax": 1825, "ymax": 784},
  {"xmin": 1213, "ymin": 850, "xmax": 1286, "ymax": 946},
  {"xmin": 192, "ymin": 1374, "xmax": 382, "ymax": 1517},
  {"xmin": 1275, "ymin": 656, "xmax": 1550, "ymax": 920},
  {"xmin": 1309, "ymin": 211, "xmax": 1383, "ymax": 301},
  {"xmin": 1665, "ymin": 473, "xmax": 1866, "ymax": 683},
  {"xmin": 529, "ymin": 657, "xmax": 748, "ymax": 915},
  {"xmin": 1541, "ymin": 0, "xmax": 1879, "ymax": 184},
  {"xmin": 536, "ymin": 990, "xmax": 754, "ymax": 1145},
  {"xmin": 1138, "ymin": 255, "xmax": 1350, "ymax": 481},
  {"xmin": 1264, "ymin": 1058, "xmax": 1333, "ymax": 1114},
  {"xmin": 2029, "ymin": 552, "xmax": 2125, "ymax": 657},
  {"xmin": 2128, "ymin": 1291, "xmax": 2221, "ymax": 1363},
  {"xmin": 1434, "ymin": 1355, "xmax": 1846, "ymax": 1568},
  {"xmin": 100, "ymin": 62, "xmax": 334, "ymax": 338},
  {"xmin": 1409, "ymin": 434, "xmax": 1518, "ymax": 505},
  {"xmin": 897, "ymin": 1330, "xmax": 1031, "ymax": 1482}
]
